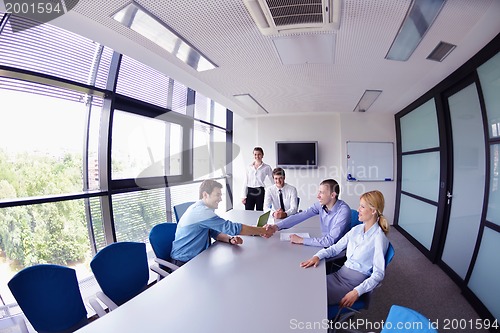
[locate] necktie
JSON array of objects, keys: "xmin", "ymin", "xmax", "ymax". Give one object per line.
[{"xmin": 279, "ymin": 189, "xmax": 285, "ymax": 211}]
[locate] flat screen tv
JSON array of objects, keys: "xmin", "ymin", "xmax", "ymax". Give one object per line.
[{"xmin": 276, "ymin": 141, "xmax": 318, "ymax": 168}]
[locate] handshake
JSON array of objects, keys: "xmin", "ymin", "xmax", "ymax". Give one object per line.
[{"xmin": 261, "ymin": 224, "xmax": 278, "ymax": 238}]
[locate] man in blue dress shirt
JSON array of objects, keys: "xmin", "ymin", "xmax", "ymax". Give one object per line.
[
  {"xmin": 265, "ymin": 179, "xmax": 350, "ymax": 247},
  {"xmin": 170, "ymin": 179, "xmax": 275, "ymax": 266}
]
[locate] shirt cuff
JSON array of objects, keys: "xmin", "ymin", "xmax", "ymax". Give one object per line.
[
  {"xmin": 303, "ymin": 237, "xmax": 313, "ymax": 246},
  {"xmin": 354, "ymin": 285, "xmax": 366, "ymax": 297},
  {"xmin": 315, "ymin": 248, "xmax": 327, "ymax": 259}
]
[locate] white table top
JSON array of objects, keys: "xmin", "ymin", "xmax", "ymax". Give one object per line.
[{"xmin": 77, "ymin": 209, "xmax": 327, "ymax": 333}]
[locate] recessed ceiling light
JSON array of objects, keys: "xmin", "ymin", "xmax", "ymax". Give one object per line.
[
  {"xmin": 112, "ymin": 2, "xmax": 217, "ymax": 72},
  {"xmin": 233, "ymin": 94, "xmax": 268, "ymax": 114},
  {"xmin": 385, "ymin": 0, "xmax": 445, "ymax": 61},
  {"xmin": 353, "ymin": 90, "xmax": 382, "ymax": 112}
]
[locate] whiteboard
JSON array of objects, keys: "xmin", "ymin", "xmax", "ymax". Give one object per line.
[{"xmin": 346, "ymin": 141, "xmax": 394, "ymax": 181}]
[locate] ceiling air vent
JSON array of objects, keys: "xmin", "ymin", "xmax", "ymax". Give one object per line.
[
  {"xmin": 244, "ymin": 0, "xmax": 342, "ymax": 36},
  {"xmin": 427, "ymin": 41, "xmax": 456, "ymax": 62}
]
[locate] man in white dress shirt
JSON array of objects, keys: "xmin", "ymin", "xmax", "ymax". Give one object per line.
[{"xmin": 264, "ymin": 167, "xmax": 298, "ymax": 219}]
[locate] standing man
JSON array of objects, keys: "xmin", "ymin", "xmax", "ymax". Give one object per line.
[
  {"xmin": 241, "ymin": 147, "xmax": 273, "ymax": 211},
  {"xmin": 171, "ymin": 179, "xmax": 275, "ymax": 266},
  {"xmin": 265, "ymin": 179, "xmax": 350, "ymax": 247},
  {"xmin": 264, "ymin": 167, "xmax": 298, "ymax": 219}
]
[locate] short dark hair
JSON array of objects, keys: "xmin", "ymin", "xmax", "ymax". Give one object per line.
[
  {"xmin": 320, "ymin": 179, "xmax": 340, "ymax": 198},
  {"xmin": 253, "ymin": 147, "xmax": 264, "ymax": 155},
  {"xmin": 199, "ymin": 179, "xmax": 223, "ymax": 199},
  {"xmin": 272, "ymin": 167, "xmax": 285, "ymax": 178}
]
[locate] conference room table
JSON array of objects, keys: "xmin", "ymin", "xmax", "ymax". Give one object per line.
[{"xmin": 76, "ymin": 209, "xmax": 328, "ymax": 333}]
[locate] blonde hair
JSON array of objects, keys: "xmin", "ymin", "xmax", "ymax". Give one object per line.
[{"xmin": 360, "ymin": 190, "xmax": 389, "ymax": 235}]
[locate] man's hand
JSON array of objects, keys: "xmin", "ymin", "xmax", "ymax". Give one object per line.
[
  {"xmin": 229, "ymin": 236, "xmax": 243, "ymax": 245},
  {"xmin": 261, "ymin": 224, "xmax": 278, "ymax": 238},
  {"xmin": 261, "ymin": 224, "xmax": 277, "ymax": 238},
  {"xmin": 289, "ymin": 234, "xmax": 304, "ymax": 244},
  {"xmin": 300, "ymin": 256, "xmax": 320, "ymax": 268},
  {"xmin": 273, "ymin": 209, "xmax": 287, "ymax": 219}
]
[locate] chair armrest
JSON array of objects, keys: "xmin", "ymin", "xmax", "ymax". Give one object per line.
[
  {"xmin": 150, "ymin": 264, "xmax": 170, "ymax": 280},
  {"xmin": 154, "ymin": 258, "xmax": 180, "ymax": 271},
  {"xmin": 88, "ymin": 296, "xmax": 107, "ymax": 318},
  {"xmin": 96, "ymin": 291, "xmax": 118, "ymax": 311}
]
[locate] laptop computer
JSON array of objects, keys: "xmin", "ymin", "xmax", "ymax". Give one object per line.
[{"xmin": 256, "ymin": 210, "xmax": 271, "ymax": 227}]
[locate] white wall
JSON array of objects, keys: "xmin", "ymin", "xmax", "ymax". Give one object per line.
[{"xmin": 233, "ymin": 112, "xmax": 397, "ymax": 224}]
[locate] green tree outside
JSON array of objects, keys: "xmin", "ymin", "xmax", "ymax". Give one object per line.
[{"xmin": 0, "ymin": 149, "xmax": 90, "ymax": 269}]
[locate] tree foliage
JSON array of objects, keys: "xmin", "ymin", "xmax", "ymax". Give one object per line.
[{"xmin": 0, "ymin": 150, "xmax": 89, "ymax": 268}]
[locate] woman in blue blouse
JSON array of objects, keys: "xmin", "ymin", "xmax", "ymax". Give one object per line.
[{"xmin": 300, "ymin": 190, "xmax": 390, "ymax": 308}]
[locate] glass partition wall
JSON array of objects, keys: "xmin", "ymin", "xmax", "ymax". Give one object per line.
[
  {"xmin": 395, "ymin": 36, "xmax": 500, "ymax": 322},
  {"xmin": 0, "ymin": 12, "xmax": 234, "ymax": 316}
]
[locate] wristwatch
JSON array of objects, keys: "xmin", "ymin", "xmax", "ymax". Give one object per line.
[{"xmin": 228, "ymin": 236, "xmax": 234, "ymax": 244}]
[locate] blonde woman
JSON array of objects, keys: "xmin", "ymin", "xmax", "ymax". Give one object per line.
[{"xmin": 300, "ymin": 190, "xmax": 390, "ymax": 308}]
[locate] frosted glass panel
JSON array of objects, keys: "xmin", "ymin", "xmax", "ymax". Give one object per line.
[
  {"xmin": 400, "ymin": 99, "xmax": 439, "ymax": 152},
  {"xmin": 398, "ymin": 194, "xmax": 437, "ymax": 250},
  {"xmin": 487, "ymin": 144, "xmax": 500, "ymax": 226},
  {"xmin": 468, "ymin": 227, "xmax": 500, "ymax": 320},
  {"xmin": 477, "ymin": 52, "xmax": 500, "ymax": 139},
  {"xmin": 402, "ymin": 152, "xmax": 440, "ymax": 202},
  {"xmin": 441, "ymin": 83, "xmax": 485, "ymax": 279}
]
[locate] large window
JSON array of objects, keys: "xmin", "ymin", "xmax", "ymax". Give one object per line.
[
  {"xmin": 0, "ymin": 12, "xmax": 233, "ymax": 318},
  {"xmin": 112, "ymin": 189, "xmax": 168, "ymax": 243},
  {"xmin": 0, "ymin": 79, "xmax": 101, "ymax": 199},
  {"xmin": 111, "ymin": 110, "xmax": 183, "ymax": 179}
]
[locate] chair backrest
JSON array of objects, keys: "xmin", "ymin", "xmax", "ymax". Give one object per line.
[
  {"xmin": 385, "ymin": 242, "xmax": 395, "ymax": 267},
  {"xmin": 8, "ymin": 264, "xmax": 87, "ymax": 333},
  {"xmin": 296, "ymin": 197, "xmax": 302, "ymax": 212},
  {"xmin": 381, "ymin": 305, "xmax": 438, "ymax": 332},
  {"xmin": 149, "ymin": 223, "xmax": 177, "ymax": 263},
  {"xmin": 90, "ymin": 242, "xmax": 149, "ymax": 306},
  {"xmin": 350, "ymin": 209, "xmax": 362, "ymax": 229},
  {"xmin": 173, "ymin": 201, "xmax": 195, "ymax": 222}
]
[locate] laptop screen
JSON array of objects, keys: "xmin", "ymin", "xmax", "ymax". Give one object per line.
[{"xmin": 256, "ymin": 211, "xmax": 271, "ymax": 227}]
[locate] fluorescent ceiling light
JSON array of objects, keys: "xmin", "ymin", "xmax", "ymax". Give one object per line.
[
  {"xmin": 113, "ymin": 2, "xmax": 217, "ymax": 72},
  {"xmin": 353, "ymin": 90, "xmax": 382, "ymax": 112},
  {"xmin": 233, "ymin": 94, "xmax": 268, "ymax": 114},
  {"xmin": 385, "ymin": 0, "xmax": 445, "ymax": 61}
]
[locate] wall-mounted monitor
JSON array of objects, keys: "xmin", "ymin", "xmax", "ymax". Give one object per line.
[{"xmin": 276, "ymin": 141, "xmax": 318, "ymax": 168}]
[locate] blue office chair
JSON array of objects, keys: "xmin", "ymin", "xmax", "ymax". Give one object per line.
[
  {"xmin": 350, "ymin": 209, "xmax": 362, "ymax": 229},
  {"xmin": 379, "ymin": 305, "xmax": 437, "ymax": 332},
  {"xmin": 173, "ymin": 201, "xmax": 195, "ymax": 222},
  {"xmin": 327, "ymin": 242, "xmax": 395, "ymax": 331},
  {"xmin": 90, "ymin": 242, "xmax": 168, "ymax": 315},
  {"xmin": 149, "ymin": 223, "xmax": 180, "ymax": 278},
  {"xmin": 8, "ymin": 264, "xmax": 88, "ymax": 333}
]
